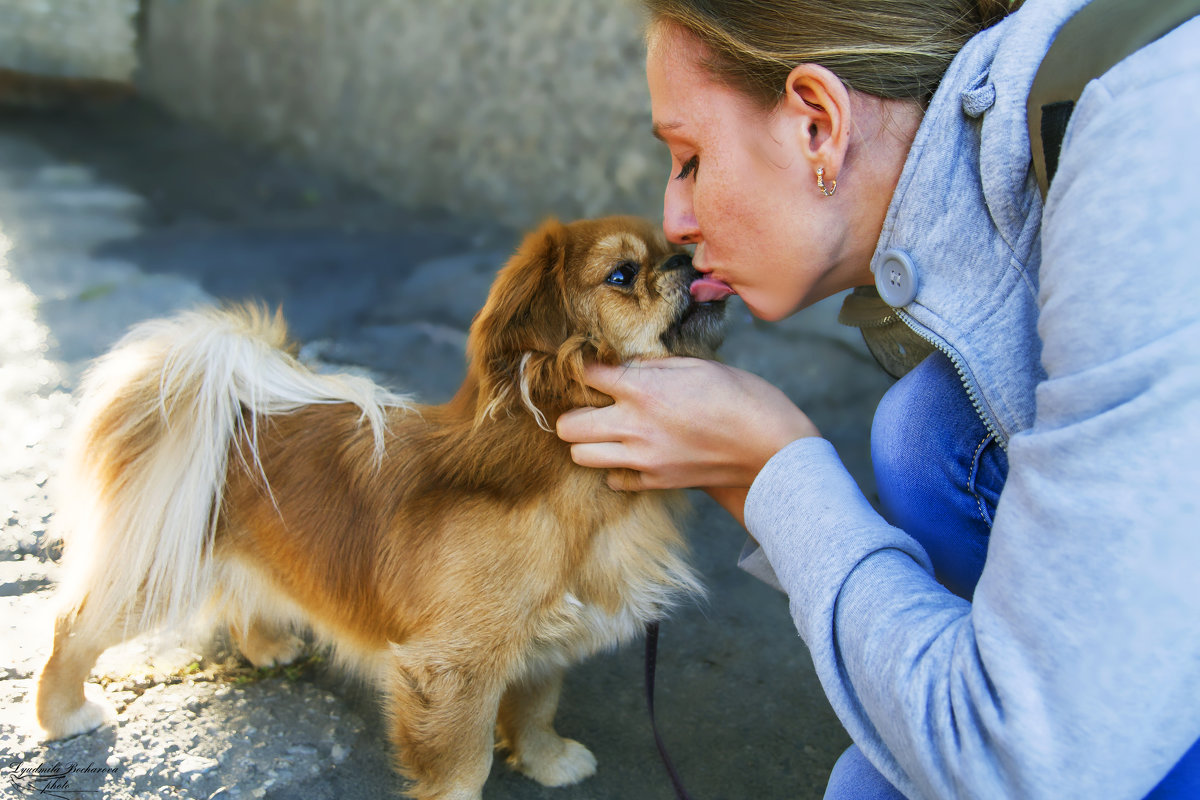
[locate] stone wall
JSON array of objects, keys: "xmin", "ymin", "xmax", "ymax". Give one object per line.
[
  {"xmin": 0, "ymin": 0, "xmax": 138, "ymax": 81},
  {"xmin": 138, "ymin": 0, "xmax": 665, "ymax": 229}
]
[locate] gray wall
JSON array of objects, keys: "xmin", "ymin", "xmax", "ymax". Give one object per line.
[
  {"xmin": 139, "ymin": 0, "xmax": 665, "ymax": 229},
  {"xmin": 0, "ymin": 0, "xmax": 138, "ymax": 80}
]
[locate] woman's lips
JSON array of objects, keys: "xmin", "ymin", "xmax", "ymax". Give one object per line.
[{"xmin": 689, "ymin": 276, "xmax": 736, "ymax": 303}]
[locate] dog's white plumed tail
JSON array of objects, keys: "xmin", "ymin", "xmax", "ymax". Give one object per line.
[{"xmin": 55, "ymin": 304, "xmax": 409, "ymax": 633}]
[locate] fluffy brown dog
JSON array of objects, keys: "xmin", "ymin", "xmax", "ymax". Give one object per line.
[{"xmin": 36, "ymin": 216, "xmax": 726, "ymax": 799}]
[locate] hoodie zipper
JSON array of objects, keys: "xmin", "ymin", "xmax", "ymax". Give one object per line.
[{"xmin": 895, "ymin": 310, "xmax": 1010, "ymax": 453}]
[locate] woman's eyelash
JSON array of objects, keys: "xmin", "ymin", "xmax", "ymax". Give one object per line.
[{"xmin": 675, "ymin": 156, "xmax": 699, "ymax": 180}]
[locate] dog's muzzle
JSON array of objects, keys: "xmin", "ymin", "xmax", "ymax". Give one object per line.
[{"xmin": 659, "ymin": 252, "xmax": 728, "ymax": 358}]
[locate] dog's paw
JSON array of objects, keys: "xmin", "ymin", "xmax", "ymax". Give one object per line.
[
  {"xmin": 240, "ymin": 633, "xmax": 305, "ymax": 669},
  {"xmin": 510, "ymin": 737, "xmax": 597, "ymax": 788},
  {"xmin": 40, "ymin": 684, "xmax": 116, "ymax": 741}
]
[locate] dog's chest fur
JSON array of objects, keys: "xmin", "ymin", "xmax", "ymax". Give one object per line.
[{"xmin": 526, "ymin": 489, "xmax": 701, "ymax": 668}]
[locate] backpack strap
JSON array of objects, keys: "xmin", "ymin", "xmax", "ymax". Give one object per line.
[{"xmin": 1028, "ymin": 0, "xmax": 1200, "ymax": 199}]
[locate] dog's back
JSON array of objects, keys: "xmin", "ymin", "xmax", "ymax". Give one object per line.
[
  {"xmin": 55, "ymin": 304, "xmax": 408, "ymax": 633},
  {"xmin": 37, "ymin": 305, "xmax": 410, "ymax": 740}
]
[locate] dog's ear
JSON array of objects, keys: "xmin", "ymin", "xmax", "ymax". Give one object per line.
[
  {"xmin": 468, "ymin": 219, "xmax": 580, "ymax": 427},
  {"xmin": 470, "ymin": 219, "xmax": 571, "ymax": 365}
]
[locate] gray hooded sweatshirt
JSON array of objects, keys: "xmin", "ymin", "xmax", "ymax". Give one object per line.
[{"xmin": 739, "ymin": 1, "xmax": 1200, "ymax": 797}]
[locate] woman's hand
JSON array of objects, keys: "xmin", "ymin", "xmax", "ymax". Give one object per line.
[{"xmin": 556, "ymin": 358, "xmax": 819, "ymax": 494}]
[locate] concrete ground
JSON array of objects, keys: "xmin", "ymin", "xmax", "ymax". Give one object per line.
[{"xmin": 0, "ymin": 97, "xmax": 893, "ymax": 800}]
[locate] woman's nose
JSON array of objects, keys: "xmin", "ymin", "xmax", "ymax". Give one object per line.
[{"xmin": 662, "ymin": 178, "xmax": 700, "ymax": 245}]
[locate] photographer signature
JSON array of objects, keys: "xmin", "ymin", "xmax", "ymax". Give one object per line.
[{"xmin": 4, "ymin": 757, "xmax": 118, "ymax": 799}]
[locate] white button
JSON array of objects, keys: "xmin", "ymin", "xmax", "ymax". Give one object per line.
[{"xmin": 875, "ymin": 249, "xmax": 918, "ymax": 307}]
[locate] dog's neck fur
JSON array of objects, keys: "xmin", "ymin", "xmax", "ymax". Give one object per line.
[{"xmin": 391, "ymin": 356, "xmax": 608, "ymax": 506}]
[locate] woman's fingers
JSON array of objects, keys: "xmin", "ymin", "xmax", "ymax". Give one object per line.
[
  {"xmin": 557, "ymin": 357, "xmax": 818, "ymax": 491},
  {"xmin": 606, "ymin": 468, "xmax": 648, "ymax": 492},
  {"xmin": 557, "ymin": 402, "xmax": 630, "ymax": 446},
  {"xmin": 565, "ymin": 440, "xmax": 635, "ymax": 471},
  {"xmin": 578, "ymin": 360, "xmax": 643, "ymax": 396}
]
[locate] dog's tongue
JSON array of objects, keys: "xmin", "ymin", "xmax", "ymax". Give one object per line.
[{"xmin": 690, "ymin": 276, "xmax": 735, "ymax": 303}]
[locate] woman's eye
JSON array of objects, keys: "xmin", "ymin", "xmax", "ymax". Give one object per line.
[
  {"xmin": 675, "ymin": 155, "xmax": 699, "ymax": 180},
  {"xmin": 606, "ymin": 261, "xmax": 640, "ymax": 287}
]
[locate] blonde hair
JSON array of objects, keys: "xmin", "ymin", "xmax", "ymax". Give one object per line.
[{"xmin": 642, "ymin": 0, "xmax": 1018, "ymax": 106}]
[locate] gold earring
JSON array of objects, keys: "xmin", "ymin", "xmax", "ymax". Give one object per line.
[{"xmin": 817, "ymin": 166, "xmax": 837, "ymax": 197}]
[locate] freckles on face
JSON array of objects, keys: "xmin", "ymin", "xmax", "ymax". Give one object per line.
[{"xmin": 646, "ymin": 24, "xmax": 837, "ymax": 321}]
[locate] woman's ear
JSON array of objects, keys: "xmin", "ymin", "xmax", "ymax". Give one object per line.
[{"xmin": 779, "ymin": 64, "xmax": 852, "ymax": 182}]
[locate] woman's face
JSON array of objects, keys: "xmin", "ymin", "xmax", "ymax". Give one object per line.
[{"xmin": 646, "ymin": 23, "xmax": 858, "ymax": 321}]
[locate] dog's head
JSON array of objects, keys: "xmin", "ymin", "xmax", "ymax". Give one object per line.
[{"xmin": 466, "ymin": 216, "xmax": 727, "ymax": 428}]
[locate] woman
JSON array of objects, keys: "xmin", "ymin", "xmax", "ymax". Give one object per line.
[{"xmin": 557, "ymin": 0, "xmax": 1200, "ymax": 797}]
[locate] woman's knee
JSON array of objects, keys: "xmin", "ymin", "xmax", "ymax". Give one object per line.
[{"xmin": 823, "ymin": 744, "xmax": 908, "ymax": 800}]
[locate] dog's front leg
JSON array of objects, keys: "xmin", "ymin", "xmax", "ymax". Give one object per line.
[
  {"xmin": 384, "ymin": 645, "xmax": 504, "ymax": 800},
  {"xmin": 497, "ymin": 663, "xmax": 597, "ymax": 787}
]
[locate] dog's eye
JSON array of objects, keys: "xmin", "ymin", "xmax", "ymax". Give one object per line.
[{"xmin": 606, "ymin": 261, "xmax": 640, "ymax": 288}]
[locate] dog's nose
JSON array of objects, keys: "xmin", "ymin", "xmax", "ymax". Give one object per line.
[{"xmin": 661, "ymin": 253, "xmax": 693, "ymax": 272}]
